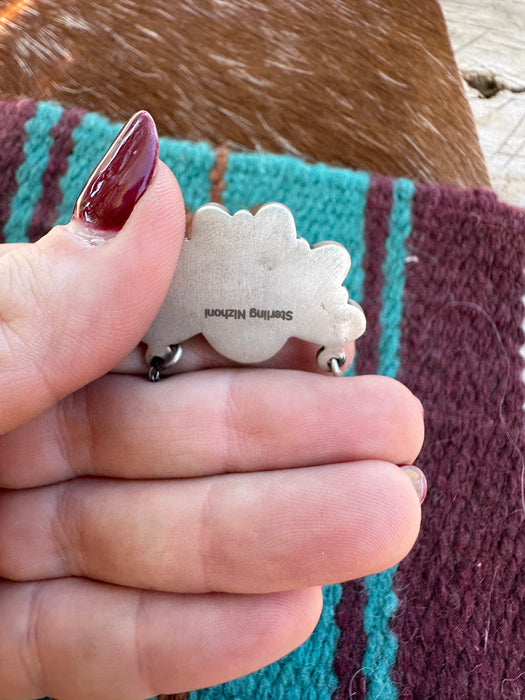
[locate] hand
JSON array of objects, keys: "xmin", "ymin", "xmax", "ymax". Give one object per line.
[{"xmin": 0, "ymin": 113, "xmax": 424, "ymax": 700}]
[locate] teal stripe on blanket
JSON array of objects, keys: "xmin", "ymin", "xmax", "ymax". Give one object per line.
[
  {"xmin": 4, "ymin": 102, "xmax": 63, "ymax": 242},
  {"xmin": 190, "ymin": 585, "xmax": 343, "ymax": 700},
  {"xmin": 362, "ymin": 178, "xmax": 415, "ymax": 700},
  {"xmin": 159, "ymin": 138, "xmax": 215, "ymax": 213},
  {"xmin": 378, "ymin": 178, "xmax": 415, "ymax": 379}
]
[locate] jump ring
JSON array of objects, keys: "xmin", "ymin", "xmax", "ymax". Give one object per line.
[{"xmin": 329, "ymin": 356, "xmax": 345, "ymax": 377}]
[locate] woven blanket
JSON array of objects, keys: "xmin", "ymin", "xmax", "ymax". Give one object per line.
[{"xmin": 1, "ymin": 99, "xmax": 524, "ymax": 700}]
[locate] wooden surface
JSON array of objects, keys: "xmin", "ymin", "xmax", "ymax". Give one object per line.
[{"xmin": 441, "ymin": 0, "xmax": 525, "ymax": 206}]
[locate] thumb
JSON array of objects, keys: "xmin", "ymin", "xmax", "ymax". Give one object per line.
[{"xmin": 0, "ymin": 111, "xmax": 185, "ymax": 434}]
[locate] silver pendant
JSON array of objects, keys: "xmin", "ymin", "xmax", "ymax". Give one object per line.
[{"xmin": 143, "ymin": 202, "xmax": 366, "ymax": 380}]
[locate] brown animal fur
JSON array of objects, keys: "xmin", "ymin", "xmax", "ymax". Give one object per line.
[{"xmin": 0, "ymin": 0, "xmax": 489, "ymax": 187}]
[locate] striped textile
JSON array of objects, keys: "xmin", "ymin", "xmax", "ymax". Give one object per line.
[{"xmin": 1, "ymin": 99, "xmax": 524, "ymax": 700}]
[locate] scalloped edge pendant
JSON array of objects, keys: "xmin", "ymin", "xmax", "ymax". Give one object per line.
[{"xmin": 143, "ymin": 202, "xmax": 366, "ymax": 379}]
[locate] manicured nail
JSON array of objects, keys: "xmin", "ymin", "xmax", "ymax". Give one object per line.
[
  {"xmin": 400, "ymin": 465, "xmax": 427, "ymax": 504},
  {"xmin": 416, "ymin": 397, "xmax": 425, "ymax": 418},
  {"xmin": 73, "ymin": 111, "xmax": 159, "ymax": 233}
]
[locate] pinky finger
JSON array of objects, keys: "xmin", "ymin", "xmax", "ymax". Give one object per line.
[{"xmin": 0, "ymin": 578, "xmax": 322, "ymax": 700}]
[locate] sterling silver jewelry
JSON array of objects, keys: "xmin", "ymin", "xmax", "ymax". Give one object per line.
[{"xmin": 143, "ymin": 202, "xmax": 366, "ymax": 379}]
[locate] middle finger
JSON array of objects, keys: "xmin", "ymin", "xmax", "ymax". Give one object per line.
[{"xmin": 0, "ymin": 370, "xmax": 423, "ymax": 488}]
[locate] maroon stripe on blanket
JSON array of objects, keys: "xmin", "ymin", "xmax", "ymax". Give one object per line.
[
  {"xmin": 333, "ymin": 176, "xmax": 393, "ymax": 700},
  {"xmin": 0, "ymin": 98, "xmax": 37, "ymax": 241},
  {"xmin": 27, "ymin": 106, "xmax": 86, "ymax": 242},
  {"xmin": 332, "ymin": 580, "xmax": 368, "ymax": 700},
  {"xmin": 392, "ymin": 185, "xmax": 525, "ymax": 698},
  {"xmin": 354, "ymin": 175, "xmax": 393, "ymax": 376}
]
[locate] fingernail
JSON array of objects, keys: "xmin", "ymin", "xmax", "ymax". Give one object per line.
[
  {"xmin": 400, "ymin": 465, "xmax": 427, "ymax": 504},
  {"xmin": 73, "ymin": 110, "xmax": 159, "ymax": 233},
  {"xmin": 416, "ymin": 397, "xmax": 424, "ymax": 418}
]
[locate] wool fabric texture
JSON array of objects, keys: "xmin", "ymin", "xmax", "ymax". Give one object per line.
[{"xmin": 1, "ymin": 98, "xmax": 524, "ymax": 700}]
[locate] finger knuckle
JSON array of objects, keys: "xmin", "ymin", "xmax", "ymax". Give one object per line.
[{"xmin": 52, "ymin": 481, "xmax": 86, "ymax": 576}]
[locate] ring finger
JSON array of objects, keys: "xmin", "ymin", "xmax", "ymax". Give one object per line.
[{"xmin": 0, "ymin": 460, "xmax": 421, "ymax": 593}]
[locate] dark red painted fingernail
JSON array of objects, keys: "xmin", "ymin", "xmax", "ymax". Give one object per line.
[{"xmin": 73, "ymin": 111, "xmax": 159, "ymax": 232}]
